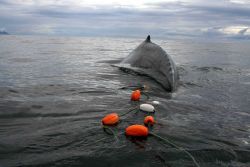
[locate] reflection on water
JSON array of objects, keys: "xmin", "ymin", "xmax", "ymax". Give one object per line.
[{"xmin": 0, "ymin": 36, "xmax": 250, "ymax": 167}]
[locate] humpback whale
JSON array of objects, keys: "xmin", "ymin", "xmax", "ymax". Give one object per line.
[{"xmin": 118, "ymin": 35, "xmax": 178, "ymax": 92}]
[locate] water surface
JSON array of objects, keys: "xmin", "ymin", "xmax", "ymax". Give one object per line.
[{"xmin": 0, "ymin": 36, "xmax": 250, "ymax": 167}]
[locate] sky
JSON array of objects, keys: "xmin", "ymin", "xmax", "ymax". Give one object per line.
[{"xmin": 0, "ymin": 0, "xmax": 250, "ymax": 39}]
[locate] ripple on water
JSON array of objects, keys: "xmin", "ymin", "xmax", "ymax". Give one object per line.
[{"xmin": 0, "ymin": 36, "xmax": 250, "ymax": 167}]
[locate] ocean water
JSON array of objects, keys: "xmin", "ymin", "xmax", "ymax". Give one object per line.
[{"xmin": 0, "ymin": 35, "xmax": 250, "ymax": 167}]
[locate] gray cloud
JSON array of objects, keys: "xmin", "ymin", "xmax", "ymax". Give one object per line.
[{"xmin": 0, "ymin": 0, "xmax": 250, "ymax": 39}]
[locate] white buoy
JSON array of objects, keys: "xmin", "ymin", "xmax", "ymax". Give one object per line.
[
  {"xmin": 140, "ymin": 104, "xmax": 155, "ymax": 113},
  {"xmin": 152, "ymin": 101, "xmax": 160, "ymax": 105}
]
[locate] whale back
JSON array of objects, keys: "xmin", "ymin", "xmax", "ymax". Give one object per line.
[{"xmin": 120, "ymin": 36, "xmax": 178, "ymax": 91}]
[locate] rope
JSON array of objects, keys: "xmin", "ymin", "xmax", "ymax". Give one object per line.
[
  {"xmin": 103, "ymin": 125, "xmax": 119, "ymax": 142},
  {"xmin": 82, "ymin": 128, "xmax": 123, "ymax": 148},
  {"xmin": 119, "ymin": 106, "xmax": 139, "ymax": 117},
  {"xmin": 119, "ymin": 85, "xmax": 145, "ymax": 90},
  {"xmin": 149, "ymin": 132, "xmax": 200, "ymax": 167},
  {"xmin": 141, "ymin": 92, "xmax": 150, "ymax": 100}
]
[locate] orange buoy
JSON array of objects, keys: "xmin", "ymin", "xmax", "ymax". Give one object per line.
[
  {"xmin": 144, "ymin": 116, "xmax": 155, "ymax": 126},
  {"xmin": 125, "ymin": 125, "xmax": 148, "ymax": 137},
  {"xmin": 102, "ymin": 113, "xmax": 119, "ymax": 125},
  {"xmin": 131, "ymin": 89, "xmax": 141, "ymax": 101}
]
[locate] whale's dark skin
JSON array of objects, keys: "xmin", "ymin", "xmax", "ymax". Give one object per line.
[{"xmin": 119, "ymin": 35, "xmax": 178, "ymax": 92}]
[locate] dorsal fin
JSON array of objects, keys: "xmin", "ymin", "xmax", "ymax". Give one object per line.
[{"xmin": 145, "ymin": 35, "xmax": 151, "ymax": 42}]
